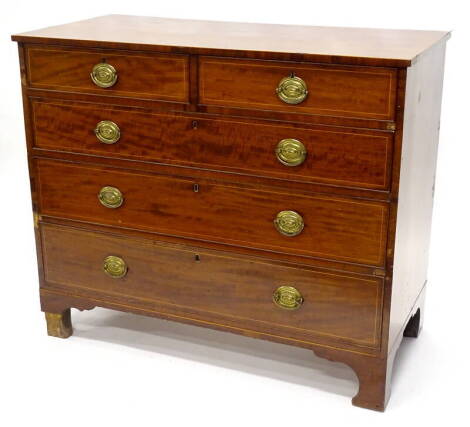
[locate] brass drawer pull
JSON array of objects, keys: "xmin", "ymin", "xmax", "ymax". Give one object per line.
[
  {"xmin": 276, "ymin": 139, "xmax": 307, "ymax": 166},
  {"xmin": 274, "ymin": 210, "xmax": 304, "ymax": 237},
  {"xmin": 98, "ymin": 186, "xmax": 124, "ymax": 208},
  {"xmin": 103, "ymin": 255, "xmax": 127, "ymax": 278},
  {"xmin": 276, "ymin": 75, "xmax": 308, "ymax": 105},
  {"xmin": 91, "ymin": 63, "xmax": 118, "ymax": 88},
  {"xmin": 95, "ymin": 120, "xmax": 121, "ymax": 144},
  {"xmin": 273, "ymin": 286, "xmax": 303, "ymax": 310}
]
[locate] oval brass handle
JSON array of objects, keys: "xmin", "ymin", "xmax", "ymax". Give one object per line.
[
  {"xmin": 98, "ymin": 186, "xmax": 124, "ymax": 209},
  {"xmin": 276, "ymin": 139, "xmax": 307, "ymax": 166},
  {"xmin": 274, "ymin": 210, "xmax": 304, "ymax": 237},
  {"xmin": 91, "ymin": 63, "xmax": 118, "ymax": 88},
  {"xmin": 103, "ymin": 255, "xmax": 128, "ymax": 278},
  {"xmin": 95, "ymin": 120, "xmax": 121, "ymax": 144},
  {"xmin": 276, "ymin": 75, "xmax": 308, "ymax": 105},
  {"xmin": 273, "ymin": 286, "xmax": 303, "ymax": 310}
]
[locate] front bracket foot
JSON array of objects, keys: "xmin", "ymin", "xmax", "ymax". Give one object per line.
[{"xmin": 45, "ymin": 309, "xmax": 73, "ymax": 339}]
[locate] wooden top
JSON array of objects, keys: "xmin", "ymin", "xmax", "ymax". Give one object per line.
[{"xmin": 11, "ymin": 15, "xmax": 449, "ymax": 67}]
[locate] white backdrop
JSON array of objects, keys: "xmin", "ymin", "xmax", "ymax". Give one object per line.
[{"xmin": 0, "ymin": 1, "xmax": 468, "ymax": 425}]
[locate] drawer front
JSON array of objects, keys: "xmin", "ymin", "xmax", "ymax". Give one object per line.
[
  {"xmin": 199, "ymin": 57, "xmax": 397, "ymax": 120},
  {"xmin": 36, "ymin": 159, "xmax": 388, "ymax": 266},
  {"xmin": 41, "ymin": 224, "xmax": 383, "ymax": 349},
  {"xmin": 26, "ymin": 47, "xmax": 189, "ymax": 102},
  {"xmin": 33, "ymin": 101, "xmax": 392, "ymax": 190}
]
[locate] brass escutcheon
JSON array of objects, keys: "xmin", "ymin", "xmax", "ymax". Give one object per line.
[
  {"xmin": 275, "ymin": 138, "xmax": 307, "ymax": 166},
  {"xmin": 273, "ymin": 285, "xmax": 303, "ymax": 310},
  {"xmin": 95, "ymin": 120, "xmax": 121, "ymax": 144},
  {"xmin": 90, "ymin": 63, "xmax": 118, "ymax": 88},
  {"xmin": 103, "ymin": 255, "xmax": 128, "ymax": 278},
  {"xmin": 98, "ymin": 186, "xmax": 124, "ymax": 209},
  {"xmin": 274, "ymin": 210, "xmax": 304, "ymax": 237},
  {"xmin": 276, "ymin": 75, "xmax": 308, "ymax": 104}
]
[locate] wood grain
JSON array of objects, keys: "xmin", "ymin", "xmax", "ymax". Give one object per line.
[
  {"xmin": 41, "ymin": 223, "xmax": 384, "ymax": 349},
  {"xmin": 35, "ymin": 158, "xmax": 388, "ymax": 267},
  {"xmin": 11, "ymin": 15, "xmax": 450, "ymax": 411},
  {"xmin": 199, "ymin": 57, "xmax": 397, "ymax": 120},
  {"xmin": 32, "ymin": 99, "xmax": 393, "ymax": 190},
  {"xmin": 39, "ymin": 216, "xmax": 386, "ymax": 276},
  {"xmin": 26, "ymin": 46, "xmax": 189, "ymax": 102},
  {"xmin": 12, "ymin": 15, "xmax": 449, "ymax": 67}
]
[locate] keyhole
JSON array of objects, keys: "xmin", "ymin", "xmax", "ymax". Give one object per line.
[
  {"xmin": 192, "ymin": 120, "xmax": 198, "ymax": 129},
  {"xmin": 193, "ymin": 183, "xmax": 199, "ymax": 192},
  {"xmin": 194, "ymin": 254, "xmax": 201, "ymax": 262}
]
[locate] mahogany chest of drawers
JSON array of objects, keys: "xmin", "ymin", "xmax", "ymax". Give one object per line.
[{"xmin": 12, "ymin": 15, "xmax": 449, "ymax": 411}]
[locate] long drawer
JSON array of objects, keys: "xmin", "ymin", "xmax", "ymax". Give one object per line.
[
  {"xmin": 32, "ymin": 100, "xmax": 393, "ymax": 190},
  {"xmin": 36, "ymin": 159, "xmax": 388, "ymax": 266},
  {"xmin": 41, "ymin": 223, "xmax": 383, "ymax": 349},
  {"xmin": 26, "ymin": 46, "xmax": 189, "ymax": 102},
  {"xmin": 199, "ymin": 57, "xmax": 397, "ymax": 121}
]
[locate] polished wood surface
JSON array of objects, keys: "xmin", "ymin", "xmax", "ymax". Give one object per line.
[
  {"xmin": 199, "ymin": 57, "xmax": 397, "ymax": 120},
  {"xmin": 41, "ymin": 223, "xmax": 383, "ymax": 349},
  {"xmin": 36, "ymin": 158, "xmax": 388, "ymax": 266},
  {"xmin": 12, "ymin": 16, "xmax": 449, "ymax": 411},
  {"xmin": 32, "ymin": 99, "xmax": 393, "ymax": 190},
  {"xmin": 12, "ymin": 15, "xmax": 449, "ymax": 67},
  {"xmin": 27, "ymin": 46, "xmax": 189, "ymax": 102}
]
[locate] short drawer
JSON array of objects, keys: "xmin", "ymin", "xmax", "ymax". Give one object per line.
[
  {"xmin": 32, "ymin": 100, "xmax": 393, "ymax": 190},
  {"xmin": 36, "ymin": 159, "xmax": 388, "ymax": 266},
  {"xmin": 41, "ymin": 224, "xmax": 383, "ymax": 349},
  {"xmin": 199, "ymin": 57, "xmax": 397, "ymax": 121},
  {"xmin": 26, "ymin": 46, "xmax": 189, "ymax": 102}
]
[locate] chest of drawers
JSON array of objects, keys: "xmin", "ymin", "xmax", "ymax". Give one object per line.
[{"xmin": 12, "ymin": 15, "xmax": 449, "ymax": 411}]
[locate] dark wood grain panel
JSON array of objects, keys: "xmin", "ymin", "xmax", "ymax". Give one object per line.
[
  {"xmin": 26, "ymin": 46, "xmax": 189, "ymax": 102},
  {"xmin": 36, "ymin": 159, "xmax": 388, "ymax": 266},
  {"xmin": 41, "ymin": 223, "xmax": 383, "ymax": 348},
  {"xmin": 32, "ymin": 100, "xmax": 393, "ymax": 190},
  {"xmin": 30, "ymin": 148, "xmax": 393, "ymax": 203},
  {"xmin": 39, "ymin": 216, "xmax": 386, "ymax": 276},
  {"xmin": 199, "ymin": 57, "xmax": 397, "ymax": 120},
  {"xmin": 26, "ymin": 87, "xmax": 395, "ymax": 130}
]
